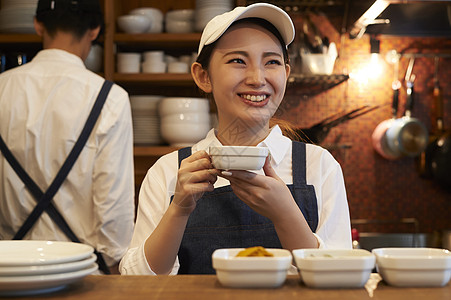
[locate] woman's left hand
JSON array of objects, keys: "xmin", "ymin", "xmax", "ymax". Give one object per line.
[{"xmin": 219, "ymin": 155, "xmax": 297, "ymax": 223}]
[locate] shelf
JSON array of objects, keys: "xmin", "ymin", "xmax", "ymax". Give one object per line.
[
  {"xmin": 134, "ymin": 145, "xmax": 180, "ymax": 157},
  {"xmin": 0, "ymin": 34, "xmax": 41, "ymax": 43},
  {"xmin": 114, "ymin": 33, "xmax": 201, "ymax": 47},
  {"xmin": 287, "ymin": 74, "xmax": 349, "ymax": 96},
  {"xmin": 114, "ymin": 73, "xmax": 194, "ymax": 86}
]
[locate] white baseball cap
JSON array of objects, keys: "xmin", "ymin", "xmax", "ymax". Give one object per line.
[{"xmin": 197, "ymin": 3, "xmax": 295, "ymax": 55}]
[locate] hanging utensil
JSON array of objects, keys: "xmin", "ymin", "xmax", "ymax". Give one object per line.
[
  {"xmin": 418, "ymin": 56, "xmax": 442, "ymax": 177},
  {"xmin": 385, "ymin": 58, "xmax": 429, "ymax": 157},
  {"xmin": 372, "ymin": 59, "xmax": 402, "ymax": 159},
  {"xmin": 296, "ymin": 105, "xmax": 379, "ymax": 144},
  {"xmin": 425, "ymin": 57, "xmax": 451, "ymax": 190}
]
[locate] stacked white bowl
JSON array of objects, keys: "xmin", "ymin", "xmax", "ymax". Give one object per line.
[
  {"xmin": 117, "ymin": 53, "xmax": 141, "ymax": 73},
  {"xmin": 0, "ymin": 0, "xmax": 37, "ymax": 33},
  {"xmin": 129, "ymin": 7, "xmax": 164, "ymax": 33},
  {"xmin": 165, "ymin": 9, "xmax": 195, "ymax": 33},
  {"xmin": 142, "ymin": 51, "xmax": 166, "ymax": 73},
  {"xmin": 130, "ymin": 95, "xmax": 164, "ymax": 145},
  {"xmin": 117, "ymin": 14, "xmax": 151, "ymax": 34},
  {"xmin": 194, "ymin": 0, "xmax": 233, "ymax": 32},
  {"xmin": 159, "ymin": 97, "xmax": 211, "ymax": 147}
]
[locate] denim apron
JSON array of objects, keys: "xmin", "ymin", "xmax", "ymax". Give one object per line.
[{"xmin": 173, "ymin": 141, "xmax": 318, "ymax": 274}]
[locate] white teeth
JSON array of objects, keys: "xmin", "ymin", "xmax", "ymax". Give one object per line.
[{"xmin": 241, "ymin": 94, "xmax": 267, "ymax": 102}]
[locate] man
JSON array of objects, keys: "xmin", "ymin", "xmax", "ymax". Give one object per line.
[{"xmin": 0, "ymin": 0, "xmax": 135, "ymax": 274}]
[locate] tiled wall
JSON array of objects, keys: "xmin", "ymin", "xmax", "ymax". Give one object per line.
[{"xmin": 281, "ymin": 14, "xmax": 451, "ymax": 234}]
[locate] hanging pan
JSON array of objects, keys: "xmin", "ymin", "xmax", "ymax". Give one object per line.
[
  {"xmin": 385, "ymin": 58, "xmax": 429, "ymax": 157},
  {"xmin": 372, "ymin": 58, "xmax": 402, "ymax": 160}
]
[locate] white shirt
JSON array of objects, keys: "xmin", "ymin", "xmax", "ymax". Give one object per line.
[
  {"xmin": 120, "ymin": 126, "xmax": 351, "ymax": 275},
  {"xmin": 0, "ymin": 49, "xmax": 135, "ymax": 266}
]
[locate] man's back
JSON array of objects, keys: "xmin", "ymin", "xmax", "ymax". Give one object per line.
[{"xmin": 0, "ymin": 48, "xmax": 135, "ymax": 268}]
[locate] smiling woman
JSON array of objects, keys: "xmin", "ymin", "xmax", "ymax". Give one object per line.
[{"xmin": 120, "ymin": 3, "xmax": 352, "ymax": 276}]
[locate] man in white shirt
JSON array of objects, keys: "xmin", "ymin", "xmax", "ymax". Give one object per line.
[{"xmin": 0, "ymin": 0, "xmax": 135, "ymax": 274}]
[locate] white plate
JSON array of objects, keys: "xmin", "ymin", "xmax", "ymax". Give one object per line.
[
  {"xmin": 0, "ymin": 241, "xmax": 94, "ymax": 266},
  {"xmin": 0, "ymin": 254, "xmax": 96, "ymax": 276},
  {"xmin": 0, "ymin": 263, "xmax": 98, "ymax": 296}
]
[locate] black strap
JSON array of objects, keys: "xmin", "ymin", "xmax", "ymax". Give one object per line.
[
  {"xmin": 0, "ymin": 80, "xmax": 113, "ymax": 274},
  {"xmin": 292, "ymin": 141, "xmax": 307, "ymax": 185}
]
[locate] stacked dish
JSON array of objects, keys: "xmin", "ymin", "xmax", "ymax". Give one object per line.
[
  {"xmin": 194, "ymin": 0, "xmax": 233, "ymax": 32},
  {"xmin": 159, "ymin": 97, "xmax": 210, "ymax": 147},
  {"xmin": 130, "ymin": 95, "xmax": 164, "ymax": 145},
  {"xmin": 165, "ymin": 9, "xmax": 195, "ymax": 33},
  {"xmin": 0, "ymin": 240, "xmax": 98, "ymax": 296},
  {"xmin": 0, "ymin": 0, "xmax": 37, "ymax": 33}
]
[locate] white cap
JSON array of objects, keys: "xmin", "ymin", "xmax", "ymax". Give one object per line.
[{"xmin": 197, "ymin": 3, "xmax": 295, "ymax": 55}]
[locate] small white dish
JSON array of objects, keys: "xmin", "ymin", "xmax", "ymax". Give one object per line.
[
  {"xmin": 0, "ymin": 254, "xmax": 96, "ymax": 276},
  {"xmin": 0, "ymin": 263, "xmax": 98, "ymax": 296},
  {"xmin": 372, "ymin": 247, "xmax": 451, "ymax": 287},
  {"xmin": 292, "ymin": 249, "xmax": 375, "ymax": 288},
  {"xmin": 209, "ymin": 146, "xmax": 269, "ymax": 170},
  {"xmin": 212, "ymin": 248, "xmax": 292, "ymax": 288},
  {"xmin": 0, "ymin": 241, "xmax": 94, "ymax": 266}
]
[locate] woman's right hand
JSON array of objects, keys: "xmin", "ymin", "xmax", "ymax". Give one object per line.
[{"xmin": 171, "ymin": 150, "xmax": 218, "ymax": 215}]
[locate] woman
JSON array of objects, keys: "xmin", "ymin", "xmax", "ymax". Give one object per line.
[{"xmin": 120, "ymin": 3, "xmax": 351, "ymax": 275}]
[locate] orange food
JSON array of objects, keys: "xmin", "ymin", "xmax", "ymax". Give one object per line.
[{"xmin": 236, "ymin": 246, "xmax": 274, "ymax": 257}]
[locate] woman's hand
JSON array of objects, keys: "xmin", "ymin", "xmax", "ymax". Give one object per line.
[
  {"xmin": 219, "ymin": 156, "xmax": 297, "ymax": 223},
  {"xmin": 172, "ymin": 150, "xmax": 218, "ymax": 215}
]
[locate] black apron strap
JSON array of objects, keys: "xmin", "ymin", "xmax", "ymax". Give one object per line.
[
  {"xmin": 292, "ymin": 141, "xmax": 307, "ymax": 185},
  {"xmin": 0, "ymin": 80, "xmax": 113, "ymax": 274}
]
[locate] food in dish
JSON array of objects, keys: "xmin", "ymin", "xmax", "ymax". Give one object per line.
[{"xmin": 236, "ymin": 246, "xmax": 274, "ymax": 257}]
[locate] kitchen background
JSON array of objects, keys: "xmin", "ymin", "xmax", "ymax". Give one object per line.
[{"xmin": 0, "ymin": 0, "xmax": 450, "ymax": 244}]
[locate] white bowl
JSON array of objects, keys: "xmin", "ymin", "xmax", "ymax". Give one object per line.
[
  {"xmin": 84, "ymin": 44, "xmax": 103, "ymax": 72},
  {"xmin": 161, "ymin": 112, "xmax": 210, "ymax": 124},
  {"xmin": 292, "ymin": 249, "xmax": 376, "ymax": 288},
  {"xmin": 165, "ymin": 19, "xmax": 194, "ymax": 33},
  {"xmin": 372, "ymin": 248, "xmax": 451, "ymax": 287},
  {"xmin": 167, "ymin": 61, "xmax": 189, "ymax": 73},
  {"xmin": 142, "ymin": 61, "xmax": 166, "ymax": 73},
  {"xmin": 166, "ymin": 9, "xmax": 195, "ymax": 22},
  {"xmin": 129, "ymin": 7, "xmax": 164, "ymax": 33},
  {"xmin": 160, "ymin": 121, "xmax": 210, "ymax": 147},
  {"xmin": 159, "ymin": 97, "xmax": 209, "ymax": 117},
  {"xmin": 209, "ymin": 146, "xmax": 269, "ymax": 170},
  {"xmin": 212, "ymin": 248, "xmax": 292, "ymax": 288},
  {"xmin": 117, "ymin": 15, "xmax": 150, "ymax": 33}
]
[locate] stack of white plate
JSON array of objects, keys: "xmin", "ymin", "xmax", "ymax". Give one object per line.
[
  {"xmin": 194, "ymin": 0, "xmax": 233, "ymax": 32},
  {"xmin": 0, "ymin": 0, "xmax": 38, "ymax": 33},
  {"xmin": 130, "ymin": 95, "xmax": 164, "ymax": 145},
  {"xmin": 0, "ymin": 240, "xmax": 98, "ymax": 296}
]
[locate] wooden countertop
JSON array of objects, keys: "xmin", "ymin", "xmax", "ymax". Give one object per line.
[{"xmin": 10, "ymin": 275, "xmax": 450, "ymax": 300}]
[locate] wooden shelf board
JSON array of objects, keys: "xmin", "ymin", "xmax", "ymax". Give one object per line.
[
  {"xmin": 113, "ymin": 73, "xmax": 194, "ymax": 85},
  {"xmin": 134, "ymin": 145, "xmax": 180, "ymax": 157},
  {"xmin": 114, "ymin": 33, "xmax": 201, "ymax": 47},
  {"xmin": 0, "ymin": 34, "xmax": 41, "ymax": 43}
]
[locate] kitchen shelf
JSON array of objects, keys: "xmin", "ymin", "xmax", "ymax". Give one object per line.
[
  {"xmin": 134, "ymin": 146, "xmax": 180, "ymax": 157},
  {"xmin": 114, "ymin": 33, "xmax": 201, "ymax": 47},
  {"xmin": 0, "ymin": 34, "xmax": 41, "ymax": 43},
  {"xmin": 288, "ymin": 74, "xmax": 349, "ymax": 96},
  {"xmin": 114, "ymin": 73, "xmax": 194, "ymax": 85}
]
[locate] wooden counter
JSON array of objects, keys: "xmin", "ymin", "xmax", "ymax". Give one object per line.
[{"xmin": 10, "ymin": 275, "xmax": 451, "ymax": 300}]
